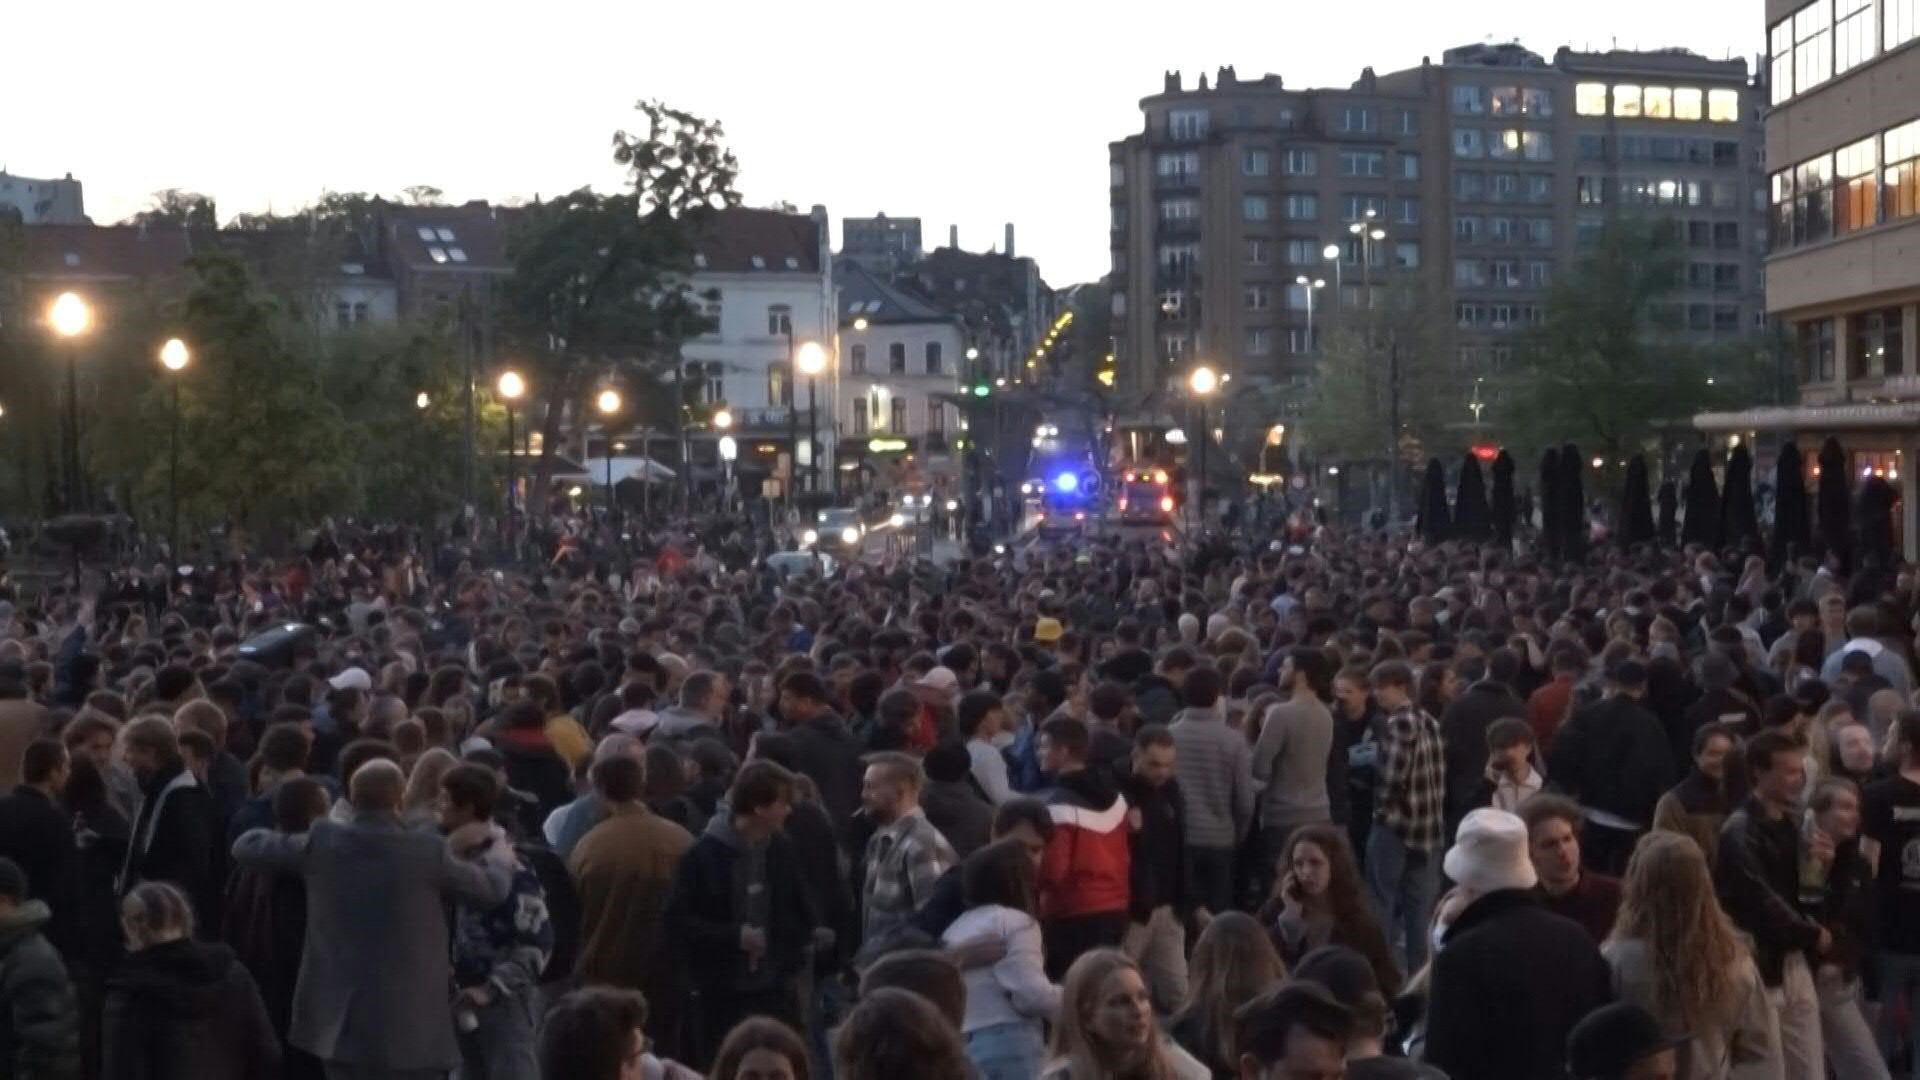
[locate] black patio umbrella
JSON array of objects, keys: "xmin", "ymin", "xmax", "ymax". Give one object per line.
[
  {"xmin": 1620, "ymin": 455, "xmax": 1656, "ymax": 546},
  {"xmin": 1681, "ymin": 449, "xmax": 1718, "ymax": 547},
  {"xmin": 1857, "ymin": 475, "xmax": 1898, "ymax": 569},
  {"xmin": 1538, "ymin": 447, "xmax": 1562, "ymax": 558},
  {"xmin": 1656, "ymin": 480, "xmax": 1679, "ymax": 546},
  {"xmin": 1718, "ymin": 444, "xmax": 1762, "ymax": 554},
  {"xmin": 1454, "ymin": 452, "xmax": 1492, "ymax": 543},
  {"xmin": 1420, "ymin": 458, "xmax": 1452, "ymax": 544},
  {"xmin": 1491, "ymin": 450, "xmax": 1517, "ymax": 548},
  {"xmin": 1559, "ymin": 443, "xmax": 1587, "ymax": 560},
  {"xmin": 1817, "ymin": 436, "xmax": 1853, "ymax": 571},
  {"xmin": 1770, "ymin": 441, "xmax": 1811, "ymax": 568}
]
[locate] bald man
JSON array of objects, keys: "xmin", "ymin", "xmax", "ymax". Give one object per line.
[{"xmin": 234, "ymin": 757, "xmax": 510, "ymax": 1080}]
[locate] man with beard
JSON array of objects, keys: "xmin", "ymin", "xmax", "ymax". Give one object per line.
[
  {"xmin": 1035, "ymin": 715, "xmax": 1131, "ymax": 979},
  {"xmin": 117, "ymin": 717, "xmax": 219, "ymax": 933}
]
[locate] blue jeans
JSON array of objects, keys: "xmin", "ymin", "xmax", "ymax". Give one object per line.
[
  {"xmin": 1365, "ymin": 826, "xmax": 1438, "ymax": 974},
  {"xmin": 966, "ymin": 1020, "xmax": 1045, "ymax": 1080},
  {"xmin": 1880, "ymin": 951, "xmax": 1920, "ymax": 1079}
]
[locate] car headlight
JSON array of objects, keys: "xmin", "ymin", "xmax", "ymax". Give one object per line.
[
  {"xmin": 840, "ymin": 527, "xmax": 859, "ymax": 545},
  {"xmin": 889, "ymin": 513, "xmax": 906, "ymax": 528},
  {"xmin": 802, "ymin": 529, "xmax": 819, "ymax": 545}
]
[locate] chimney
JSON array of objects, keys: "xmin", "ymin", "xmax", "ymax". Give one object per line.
[
  {"xmin": 949, "ymin": 224, "xmax": 959, "ymax": 249},
  {"xmin": 1164, "ymin": 70, "xmax": 1182, "ymax": 93},
  {"xmin": 1004, "ymin": 224, "xmax": 1015, "ymax": 258}
]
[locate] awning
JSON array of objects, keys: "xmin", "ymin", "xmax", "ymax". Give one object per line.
[
  {"xmin": 578, "ymin": 456, "xmax": 677, "ymax": 484},
  {"xmin": 1693, "ymin": 403, "xmax": 1920, "ymax": 434}
]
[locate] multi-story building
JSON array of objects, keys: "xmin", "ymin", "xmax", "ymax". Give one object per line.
[
  {"xmin": 1109, "ymin": 47, "xmax": 1766, "ymax": 426},
  {"xmin": 840, "ymin": 213, "xmax": 923, "ymax": 274},
  {"xmin": 0, "ymin": 171, "xmax": 85, "ymax": 224},
  {"xmin": 908, "ymin": 231, "xmax": 1054, "ymax": 385},
  {"xmin": 1695, "ymin": 0, "xmax": 1920, "ymax": 554},
  {"xmin": 834, "ymin": 259, "xmax": 965, "ymax": 494}
]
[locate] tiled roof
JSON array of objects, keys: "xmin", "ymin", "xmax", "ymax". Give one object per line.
[
  {"xmin": 17, "ymin": 223, "xmax": 199, "ymax": 282},
  {"xmin": 383, "ymin": 201, "xmax": 515, "ymax": 271},
  {"xmin": 692, "ymin": 208, "xmax": 820, "ymax": 274},
  {"xmin": 835, "ymin": 258, "xmax": 951, "ymax": 324}
]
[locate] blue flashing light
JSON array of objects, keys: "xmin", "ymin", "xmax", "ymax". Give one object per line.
[{"xmin": 1053, "ymin": 472, "xmax": 1079, "ymax": 494}]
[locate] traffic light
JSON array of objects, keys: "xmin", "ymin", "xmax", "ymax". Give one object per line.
[{"xmin": 971, "ymin": 384, "xmax": 991, "ymax": 397}]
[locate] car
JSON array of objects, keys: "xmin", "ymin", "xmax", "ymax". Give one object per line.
[{"xmin": 804, "ymin": 507, "xmax": 867, "ymax": 555}]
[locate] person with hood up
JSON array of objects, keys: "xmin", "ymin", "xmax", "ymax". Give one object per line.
[
  {"xmin": 116, "ymin": 718, "xmax": 219, "ymax": 934},
  {"xmin": 0, "ymin": 855, "xmax": 78, "ymax": 1078},
  {"xmin": 663, "ymin": 760, "xmax": 815, "ymax": 1069},
  {"xmin": 437, "ymin": 764, "xmax": 552, "ymax": 1080},
  {"xmin": 1168, "ymin": 666, "xmax": 1253, "ymax": 919},
  {"xmin": 1034, "ymin": 716, "xmax": 1131, "ymax": 980},
  {"xmin": 102, "ymin": 880, "xmax": 281, "ymax": 1080}
]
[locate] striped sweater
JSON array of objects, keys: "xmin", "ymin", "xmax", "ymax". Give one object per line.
[{"xmin": 1168, "ymin": 706, "xmax": 1255, "ymax": 850}]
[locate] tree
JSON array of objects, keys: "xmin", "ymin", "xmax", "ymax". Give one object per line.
[
  {"xmin": 123, "ymin": 189, "xmax": 219, "ymax": 230},
  {"xmin": 401, "ymin": 185, "xmax": 446, "ymax": 207}
]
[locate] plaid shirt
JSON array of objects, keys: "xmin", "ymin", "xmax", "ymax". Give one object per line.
[
  {"xmin": 862, "ymin": 807, "xmax": 958, "ymax": 945},
  {"xmin": 1374, "ymin": 704, "xmax": 1446, "ymax": 853}
]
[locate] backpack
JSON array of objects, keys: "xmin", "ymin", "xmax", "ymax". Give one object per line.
[{"xmin": 515, "ymin": 843, "xmax": 580, "ymax": 984}]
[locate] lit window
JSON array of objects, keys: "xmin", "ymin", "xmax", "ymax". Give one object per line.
[
  {"xmin": 1794, "ymin": 0, "xmax": 1833, "ymax": 96},
  {"xmin": 1490, "ymin": 86, "xmax": 1522, "ymax": 117},
  {"xmin": 1835, "ymin": 0, "xmax": 1875, "ymax": 73},
  {"xmin": 1707, "ymin": 89, "xmax": 1740, "ymax": 123},
  {"xmin": 1644, "ymin": 86, "xmax": 1673, "ymax": 119},
  {"xmin": 427, "ymin": 246, "xmax": 448, "ymax": 264},
  {"xmin": 1891, "ymin": 0, "xmax": 1920, "ymax": 49},
  {"xmin": 436, "ymin": 227, "xmax": 455, "ymax": 242},
  {"xmin": 416, "ymin": 226, "xmax": 436, "ymax": 241},
  {"xmin": 751, "ymin": 256, "xmax": 766, "ymax": 269},
  {"xmin": 1613, "ymin": 84, "xmax": 1643, "ymax": 117},
  {"xmin": 1575, "ymin": 83, "xmax": 1608, "ymax": 116},
  {"xmin": 1771, "ymin": 20, "xmax": 1797, "ymax": 103},
  {"xmin": 447, "ymin": 247, "xmax": 468, "ymax": 263},
  {"xmin": 1490, "ymin": 130, "xmax": 1520, "ymax": 161},
  {"xmin": 1674, "ymin": 88, "xmax": 1704, "ymax": 120},
  {"xmin": 1836, "ymin": 136, "xmax": 1878, "ymax": 234},
  {"xmin": 1886, "ymin": 118, "xmax": 1920, "ymax": 222}
]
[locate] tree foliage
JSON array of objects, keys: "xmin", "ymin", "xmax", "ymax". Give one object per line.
[
  {"xmin": 1298, "ymin": 274, "xmax": 1457, "ymax": 466},
  {"xmin": 123, "ymin": 189, "xmax": 219, "ymax": 230}
]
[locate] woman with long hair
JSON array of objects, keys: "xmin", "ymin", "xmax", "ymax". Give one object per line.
[
  {"xmin": 1045, "ymin": 949, "xmax": 1209, "ymax": 1080},
  {"xmin": 400, "ymin": 747, "xmax": 458, "ymax": 829},
  {"xmin": 1170, "ymin": 913, "xmax": 1286, "ymax": 1079},
  {"xmin": 941, "ymin": 838, "xmax": 1059, "ymax": 1080},
  {"xmin": 1258, "ymin": 824, "xmax": 1401, "ymax": 996},
  {"xmin": 1603, "ymin": 831, "xmax": 1781, "ymax": 1078}
]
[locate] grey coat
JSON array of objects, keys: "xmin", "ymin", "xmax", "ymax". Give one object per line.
[{"xmin": 231, "ymin": 812, "xmax": 511, "ymax": 1071}]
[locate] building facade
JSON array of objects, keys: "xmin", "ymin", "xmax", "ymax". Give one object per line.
[
  {"xmin": 0, "ymin": 171, "xmax": 85, "ymax": 224},
  {"xmin": 833, "ymin": 259, "xmax": 965, "ymax": 494},
  {"xmin": 840, "ymin": 213, "xmax": 923, "ymax": 274},
  {"xmin": 1109, "ymin": 48, "xmax": 1766, "ymax": 425}
]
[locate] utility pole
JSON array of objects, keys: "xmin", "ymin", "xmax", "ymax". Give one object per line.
[
  {"xmin": 1386, "ymin": 337, "xmax": 1402, "ymax": 524},
  {"xmin": 460, "ymin": 288, "xmax": 476, "ymax": 522}
]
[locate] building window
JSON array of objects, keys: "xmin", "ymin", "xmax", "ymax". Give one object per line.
[
  {"xmin": 1285, "ymin": 283, "xmax": 1314, "ymax": 310},
  {"xmin": 1340, "ymin": 151, "xmax": 1385, "ymax": 177},
  {"xmin": 1527, "ymin": 261, "xmax": 1553, "ymax": 287},
  {"xmin": 1454, "ymin": 171, "xmax": 1485, "ymax": 201},
  {"xmin": 1398, "ymin": 153, "xmax": 1420, "ymax": 179},
  {"xmin": 1800, "ymin": 318, "xmax": 1837, "ymax": 382},
  {"xmin": 1159, "ymin": 243, "xmax": 1200, "ymax": 274},
  {"xmin": 1247, "ymin": 238, "xmax": 1271, "ymax": 266},
  {"xmin": 1243, "ymin": 195, "xmax": 1270, "ymax": 221},
  {"xmin": 889, "ymin": 342, "xmax": 908, "ymax": 374},
  {"xmin": 1524, "ymin": 88, "xmax": 1553, "ymax": 116},
  {"xmin": 1888, "ymin": 119, "xmax": 1920, "ymax": 221},
  {"xmin": 1452, "ymin": 86, "xmax": 1486, "ymax": 115},
  {"xmin": 1795, "ymin": 1, "xmax": 1834, "ymax": 96},
  {"xmin": 1453, "ymin": 129, "xmax": 1484, "ymax": 159},
  {"xmin": 1110, "ymin": 162, "xmax": 1125, "ymax": 187},
  {"xmin": 1525, "ymin": 218, "xmax": 1553, "ymax": 246},
  {"xmin": 850, "ymin": 344, "xmax": 868, "ymax": 374},
  {"xmin": 1490, "ymin": 173, "xmax": 1519, "ymax": 202},
  {"xmin": 1489, "ymin": 217, "xmax": 1514, "ymax": 244},
  {"xmin": 1795, "ymin": 153, "xmax": 1836, "ymax": 244},
  {"xmin": 1454, "ymin": 259, "xmax": 1487, "ymax": 287},
  {"xmin": 1490, "ymin": 259, "xmax": 1521, "ymax": 287},
  {"xmin": 1283, "ymin": 149, "xmax": 1317, "ymax": 176},
  {"xmin": 1246, "ymin": 328, "xmax": 1273, "ymax": 356},
  {"xmin": 1836, "ymin": 0, "xmax": 1875, "ymax": 73},
  {"xmin": 1675, "ymin": 87, "xmax": 1705, "ymax": 120},
  {"xmin": 1455, "ymin": 302, "xmax": 1483, "ymax": 327},
  {"xmin": 1525, "ymin": 174, "xmax": 1552, "ymax": 202},
  {"xmin": 1395, "ymin": 198, "xmax": 1420, "ymax": 225},
  {"xmin": 1455, "ymin": 215, "xmax": 1481, "ymax": 243},
  {"xmin": 1836, "ymin": 136, "xmax": 1879, "ymax": 234},
  {"xmin": 928, "ymin": 400, "xmax": 945, "ymax": 434},
  {"xmin": 1394, "ymin": 241, "xmax": 1420, "ymax": 268},
  {"xmin": 768, "ymin": 304, "xmax": 792, "ymax": 336},
  {"xmin": 1396, "ymin": 109, "xmax": 1420, "ymax": 135},
  {"xmin": 1339, "ymin": 106, "xmax": 1378, "ymax": 133},
  {"xmin": 1576, "ymin": 83, "xmax": 1608, "ymax": 116},
  {"xmin": 1341, "ymin": 194, "xmax": 1386, "ymax": 221},
  {"xmin": 1891, "ymin": 0, "xmax": 1920, "ymax": 49},
  {"xmin": 1243, "ymin": 148, "xmax": 1271, "ymax": 176},
  {"xmin": 1246, "ymin": 285, "xmax": 1272, "ymax": 311},
  {"xmin": 1283, "ymin": 239, "xmax": 1316, "ymax": 265},
  {"xmin": 890, "ymin": 396, "xmax": 908, "ymax": 433},
  {"xmin": 768, "ymin": 364, "xmax": 790, "ymax": 407},
  {"xmin": 1577, "ymin": 134, "xmax": 1606, "ymax": 162},
  {"xmin": 925, "ymin": 342, "xmax": 943, "ymax": 375},
  {"xmin": 853, "ymin": 401, "xmax": 868, "ymax": 436},
  {"xmin": 1169, "ymin": 109, "xmax": 1209, "ymax": 140},
  {"xmin": 1523, "ymin": 131, "xmax": 1552, "ymax": 161},
  {"xmin": 1614, "ymin": 84, "xmax": 1643, "ymax": 117},
  {"xmin": 1159, "ymin": 198, "xmax": 1199, "ymax": 221},
  {"xmin": 1644, "ymin": 86, "xmax": 1674, "ymax": 119},
  {"xmin": 1771, "ymin": 20, "xmax": 1797, "ymax": 104},
  {"xmin": 1707, "ymin": 89, "xmax": 1740, "ymax": 122},
  {"xmin": 1156, "ymin": 151, "xmax": 1201, "ymax": 181},
  {"xmin": 1577, "ymin": 176, "xmax": 1606, "ymax": 206},
  {"xmin": 1283, "ymin": 194, "xmax": 1318, "ymax": 220},
  {"xmin": 1489, "ymin": 86, "xmax": 1523, "ymax": 117}
]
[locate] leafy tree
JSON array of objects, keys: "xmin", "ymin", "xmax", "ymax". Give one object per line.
[
  {"xmin": 123, "ymin": 189, "xmax": 219, "ymax": 230},
  {"xmin": 401, "ymin": 185, "xmax": 446, "ymax": 207}
]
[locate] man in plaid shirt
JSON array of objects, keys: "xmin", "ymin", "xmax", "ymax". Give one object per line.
[
  {"xmin": 1364, "ymin": 660, "xmax": 1447, "ymax": 972},
  {"xmin": 859, "ymin": 752, "xmax": 958, "ymax": 952}
]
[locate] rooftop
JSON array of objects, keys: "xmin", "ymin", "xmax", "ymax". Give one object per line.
[
  {"xmin": 691, "ymin": 207, "xmax": 822, "ymax": 275},
  {"xmin": 383, "ymin": 200, "xmax": 515, "ymax": 271},
  {"xmin": 836, "ymin": 259, "xmax": 951, "ymax": 324}
]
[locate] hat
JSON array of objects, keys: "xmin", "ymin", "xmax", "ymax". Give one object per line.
[
  {"xmin": 916, "ymin": 666, "xmax": 959, "ymax": 693},
  {"xmin": 1442, "ymin": 808, "xmax": 1538, "ymax": 895},
  {"xmin": 328, "ymin": 667, "xmax": 372, "ymax": 692},
  {"xmin": 1566, "ymin": 1002, "xmax": 1689, "ymax": 1079},
  {"xmin": 1033, "ymin": 618, "xmax": 1064, "ymax": 644}
]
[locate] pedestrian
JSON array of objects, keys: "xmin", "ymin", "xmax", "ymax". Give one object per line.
[
  {"xmin": 540, "ymin": 733, "xmax": 642, "ymax": 860},
  {"xmin": 778, "ymin": 673, "xmax": 864, "ymax": 833},
  {"xmin": 1606, "ymin": 829, "xmax": 1783, "ymax": 1079},
  {"xmin": 709, "ymin": 1016, "xmax": 811, "ymax": 1080},
  {"xmin": 1439, "ymin": 650, "xmax": 1528, "ymax": 832},
  {"xmin": 223, "ymin": 776, "xmax": 329, "ymax": 1080},
  {"xmin": 1034, "ymin": 716, "xmax": 1131, "ymax": 979},
  {"xmin": 1548, "ymin": 661, "xmax": 1678, "ymax": 876},
  {"xmin": 1865, "ymin": 708, "xmax": 1920, "ymax": 1074},
  {"xmin": 832, "ymin": 986, "xmax": 972, "ymax": 1080},
  {"xmin": 1257, "ymin": 823, "xmax": 1400, "ymax": 996},
  {"xmin": 0, "ymin": 854, "xmax": 78, "ymax": 1077},
  {"xmin": 116, "ymin": 718, "xmax": 219, "ymax": 932},
  {"xmin": 1565, "ymin": 1001, "xmax": 1691, "ymax": 1080},
  {"xmin": 1483, "ymin": 717, "xmax": 1545, "ymax": 812},
  {"xmin": 1715, "ymin": 730, "xmax": 1827, "ymax": 1080},
  {"xmin": 941, "ymin": 837, "xmax": 1060, "ymax": 1080},
  {"xmin": 858, "ymin": 752, "xmax": 958, "ymax": 954},
  {"xmin": 1651, "ymin": 723, "xmax": 1741, "ymax": 872},
  {"xmin": 959, "ymin": 690, "xmax": 1016, "ymax": 806},
  {"xmin": 1424, "ymin": 808, "xmax": 1614, "ymax": 1080},
  {"xmin": 1362, "ymin": 660, "xmax": 1445, "ymax": 975},
  {"xmin": 1168, "ymin": 667, "xmax": 1253, "ymax": 918},
  {"xmin": 1290, "ymin": 945, "xmax": 1445, "ymax": 1078},
  {"xmin": 663, "ymin": 759, "xmax": 814, "ymax": 1067},
  {"xmin": 1170, "ymin": 912, "xmax": 1288, "ymax": 1079},
  {"xmin": 232, "ymin": 758, "xmax": 511, "ymax": 1080},
  {"xmin": 101, "ymin": 881, "xmax": 281, "ymax": 1080},
  {"xmin": 535, "ymin": 987, "xmax": 699, "ymax": 1080},
  {"xmin": 1229, "ymin": 980, "xmax": 1357, "ymax": 1080},
  {"xmin": 437, "ymin": 763, "xmax": 552, "ymax": 1080},
  {"xmin": 1043, "ymin": 949, "xmax": 1210, "ymax": 1080},
  {"xmin": 0, "ymin": 739, "xmax": 76, "ymax": 951},
  {"xmin": 1519, "ymin": 795, "xmax": 1623, "ymax": 945},
  {"xmin": 922, "ymin": 740, "xmax": 994, "ymax": 859},
  {"xmin": 1121, "ymin": 723, "xmax": 1190, "ymax": 1014},
  {"xmin": 1250, "ymin": 648, "xmax": 1335, "ymax": 897},
  {"xmin": 567, "ymin": 754, "xmax": 693, "ymax": 1056},
  {"xmin": 1802, "ymin": 778, "xmax": 1884, "ymax": 1079}
]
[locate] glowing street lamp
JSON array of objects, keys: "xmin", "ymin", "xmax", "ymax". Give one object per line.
[
  {"xmin": 713, "ymin": 408, "xmax": 734, "ymax": 430},
  {"xmin": 595, "ymin": 388, "xmax": 623, "ymax": 531},
  {"xmin": 1187, "ymin": 365, "xmax": 1218, "ymax": 531},
  {"xmin": 496, "ymin": 371, "xmax": 527, "ymax": 542},
  {"xmin": 158, "ymin": 338, "xmax": 190, "ymax": 556},
  {"xmin": 796, "ymin": 342, "xmax": 827, "ymax": 495},
  {"xmin": 48, "ymin": 292, "xmax": 91, "ymax": 512}
]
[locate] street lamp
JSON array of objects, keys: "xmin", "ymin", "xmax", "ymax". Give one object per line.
[
  {"xmin": 1188, "ymin": 364, "xmax": 1218, "ymax": 532},
  {"xmin": 415, "ymin": 391, "xmax": 430, "ymax": 410},
  {"xmin": 852, "ymin": 317, "xmax": 870, "ymax": 332},
  {"xmin": 1294, "ymin": 276, "xmax": 1325, "ymax": 356},
  {"xmin": 48, "ymin": 292, "xmax": 90, "ymax": 512},
  {"xmin": 718, "ymin": 434, "xmax": 738, "ymax": 512},
  {"xmin": 797, "ymin": 341, "xmax": 827, "ymax": 497},
  {"xmin": 713, "ymin": 408, "xmax": 733, "ymax": 430},
  {"xmin": 497, "ymin": 370, "xmax": 526, "ymax": 547},
  {"xmin": 597, "ymin": 388, "xmax": 622, "ymax": 532},
  {"xmin": 158, "ymin": 338, "xmax": 189, "ymax": 558}
]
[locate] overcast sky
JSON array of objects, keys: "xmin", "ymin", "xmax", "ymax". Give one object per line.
[{"xmin": 9, "ymin": 0, "xmax": 1756, "ymax": 284}]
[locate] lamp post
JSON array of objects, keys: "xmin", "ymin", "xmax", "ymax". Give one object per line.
[
  {"xmin": 714, "ymin": 409, "xmax": 734, "ymax": 512},
  {"xmin": 1188, "ymin": 364, "xmax": 1218, "ymax": 532},
  {"xmin": 597, "ymin": 388, "xmax": 622, "ymax": 535},
  {"xmin": 48, "ymin": 292, "xmax": 91, "ymax": 513},
  {"xmin": 1348, "ymin": 209, "xmax": 1400, "ymax": 521},
  {"xmin": 1293, "ymin": 276, "xmax": 1325, "ymax": 356},
  {"xmin": 157, "ymin": 338, "xmax": 189, "ymax": 558},
  {"xmin": 497, "ymin": 370, "xmax": 525, "ymax": 549},
  {"xmin": 796, "ymin": 342, "xmax": 826, "ymax": 500}
]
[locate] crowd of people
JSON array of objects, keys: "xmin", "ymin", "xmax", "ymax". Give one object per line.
[{"xmin": 1, "ymin": 508, "xmax": 1920, "ymax": 1079}]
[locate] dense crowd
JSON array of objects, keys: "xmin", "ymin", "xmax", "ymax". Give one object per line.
[{"xmin": 2, "ymin": 510, "xmax": 1920, "ymax": 1080}]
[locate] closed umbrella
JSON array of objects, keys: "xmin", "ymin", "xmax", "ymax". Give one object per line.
[
  {"xmin": 1539, "ymin": 447, "xmax": 1562, "ymax": 558},
  {"xmin": 1718, "ymin": 444, "xmax": 1761, "ymax": 554},
  {"xmin": 1857, "ymin": 475, "xmax": 1898, "ymax": 568},
  {"xmin": 1559, "ymin": 443, "xmax": 1587, "ymax": 559},
  {"xmin": 1682, "ymin": 449, "xmax": 1718, "ymax": 547},
  {"xmin": 1491, "ymin": 450, "xmax": 1517, "ymax": 548},
  {"xmin": 1620, "ymin": 455, "xmax": 1656, "ymax": 546},
  {"xmin": 1420, "ymin": 458, "xmax": 1452, "ymax": 544},
  {"xmin": 1656, "ymin": 480, "xmax": 1679, "ymax": 546},
  {"xmin": 1817, "ymin": 437, "xmax": 1852, "ymax": 571},
  {"xmin": 1770, "ymin": 441, "xmax": 1810, "ymax": 567},
  {"xmin": 1454, "ymin": 452, "xmax": 1492, "ymax": 542}
]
